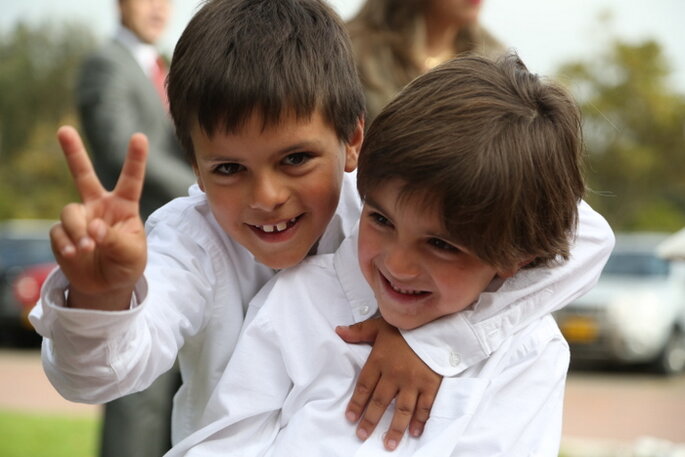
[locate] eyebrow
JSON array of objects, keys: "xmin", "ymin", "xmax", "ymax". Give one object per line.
[
  {"xmin": 202, "ymin": 141, "xmax": 323, "ymax": 163},
  {"xmin": 363, "ymin": 196, "xmax": 386, "ymax": 214}
]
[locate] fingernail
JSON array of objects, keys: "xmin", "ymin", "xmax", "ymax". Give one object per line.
[
  {"xmin": 62, "ymin": 245, "xmax": 75, "ymax": 256},
  {"xmin": 94, "ymin": 224, "xmax": 106, "ymax": 242},
  {"xmin": 345, "ymin": 411, "xmax": 357, "ymax": 422},
  {"xmin": 386, "ymin": 439, "xmax": 398, "ymax": 450},
  {"xmin": 357, "ymin": 428, "xmax": 368, "ymax": 440},
  {"xmin": 78, "ymin": 237, "xmax": 94, "ymax": 250},
  {"xmin": 410, "ymin": 427, "xmax": 421, "ymax": 437}
]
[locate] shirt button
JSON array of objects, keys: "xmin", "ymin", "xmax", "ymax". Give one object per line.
[
  {"xmin": 360, "ymin": 305, "xmax": 370, "ymax": 315},
  {"xmin": 449, "ymin": 351, "xmax": 461, "ymax": 367}
]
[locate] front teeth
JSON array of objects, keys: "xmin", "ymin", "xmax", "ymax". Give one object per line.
[
  {"xmin": 258, "ymin": 218, "xmax": 297, "ymax": 233},
  {"xmin": 390, "ymin": 283, "xmax": 424, "ymax": 295}
]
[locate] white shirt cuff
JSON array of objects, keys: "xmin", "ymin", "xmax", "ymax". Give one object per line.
[{"xmin": 29, "ymin": 267, "xmax": 148, "ymax": 339}]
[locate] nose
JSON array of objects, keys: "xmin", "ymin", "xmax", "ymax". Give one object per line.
[
  {"xmin": 383, "ymin": 244, "xmax": 421, "ymax": 281},
  {"xmin": 250, "ymin": 173, "xmax": 289, "ymax": 211}
]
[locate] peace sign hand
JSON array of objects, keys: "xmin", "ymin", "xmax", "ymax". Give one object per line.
[{"xmin": 50, "ymin": 126, "xmax": 148, "ymax": 310}]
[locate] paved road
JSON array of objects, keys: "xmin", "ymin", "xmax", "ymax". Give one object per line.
[
  {"xmin": 563, "ymin": 367, "xmax": 685, "ymax": 444},
  {"xmin": 1, "ymin": 349, "xmax": 684, "ymax": 453},
  {"xmin": 0, "ymin": 348, "xmax": 99, "ymax": 417}
]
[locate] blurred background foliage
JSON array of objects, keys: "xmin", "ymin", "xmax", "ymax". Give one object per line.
[
  {"xmin": 0, "ymin": 22, "xmax": 92, "ymax": 219},
  {"xmin": 558, "ymin": 38, "xmax": 685, "ymax": 232},
  {"xmin": 0, "ymin": 20, "xmax": 683, "ymax": 232}
]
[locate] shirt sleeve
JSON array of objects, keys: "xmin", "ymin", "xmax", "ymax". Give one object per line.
[
  {"xmin": 401, "ymin": 200, "xmax": 615, "ymax": 376},
  {"xmin": 28, "ymin": 220, "xmax": 216, "ymax": 403}
]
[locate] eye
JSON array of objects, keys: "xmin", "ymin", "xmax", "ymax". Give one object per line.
[
  {"xmin": 282, "ymin": 152, "xmax": 312, "ymax": 166},
  {"xmin": 369, "ymin": 211, "xmax": 393, "ymax": 228},
  {"xmin": 213, "ymin": 162, "xmax": 245, "ymax": 176},
  {"xmin": 428, "ymin": 237, "xmax": 459, "ymax": 253}
]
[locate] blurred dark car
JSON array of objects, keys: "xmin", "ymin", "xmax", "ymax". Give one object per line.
[
  {"xmin": 554, "ymin": 233, "xmax": 685, "ymax": 375},
  {"xmin": 0, "ymin": 219, "xmax": 57, "ymax": 346}
]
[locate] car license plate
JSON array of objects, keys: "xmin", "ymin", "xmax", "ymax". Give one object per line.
[{"xmin": 559, "ymin": 316, "xmax": 598, "ymax": 343}]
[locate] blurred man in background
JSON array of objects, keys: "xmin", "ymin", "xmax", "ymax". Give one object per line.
[
  {"xmin": 77, "ymin": 0, "xmax": 195, "ymax": 217},
  {"xmin": 75, "ymin": 0, "xmax": 193, "ymax": 456}
]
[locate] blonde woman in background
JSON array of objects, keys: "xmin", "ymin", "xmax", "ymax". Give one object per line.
[{"xmin": 348, "ymin": 0, "xmax": 505, "ymax": 122}]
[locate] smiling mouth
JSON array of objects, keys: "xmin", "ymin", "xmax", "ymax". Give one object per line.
[
  {"xmin": 250, "ymin": 216, "xmax": 301, "ymax": 234},
  {"xmin": 382, "ymin": 273, "xmax": 429, "ymax": 297}
]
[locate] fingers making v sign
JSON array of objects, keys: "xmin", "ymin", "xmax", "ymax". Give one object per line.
[{"xmin": 50, "ymin": 126, "xmax": 149, "ymax": 310}]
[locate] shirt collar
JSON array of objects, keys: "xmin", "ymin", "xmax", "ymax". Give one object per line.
[
  {"xmin": 115, "ymin": 25, "xmax": 159, "ymax": 77},
  {"xmin": 333, "ymin": 228, "xmax": 378, "ymax": 323}
]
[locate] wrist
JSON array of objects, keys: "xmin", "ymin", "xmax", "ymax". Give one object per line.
[{"xmin": 66, "ymin": 285, "xmax": 136, "ymax": 311}]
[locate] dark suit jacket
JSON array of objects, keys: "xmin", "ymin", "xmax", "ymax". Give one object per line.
[{"xmin": 77, "ymin": 39, "xmax": 196, "ymax": 218}]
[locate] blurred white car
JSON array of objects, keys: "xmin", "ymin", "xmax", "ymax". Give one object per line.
[{"xmin": 554, "ymin": 232, "xmax": 685, "ymax": 375}]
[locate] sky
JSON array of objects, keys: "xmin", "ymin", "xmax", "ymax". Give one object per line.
[{"xmin": 1, "ymin": 0, "xmax": 684, "ymax": 92}]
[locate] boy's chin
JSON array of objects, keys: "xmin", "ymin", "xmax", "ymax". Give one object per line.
[{"xmin": 260, "ymin": 256, "xmax": 305, "ymax": 271}]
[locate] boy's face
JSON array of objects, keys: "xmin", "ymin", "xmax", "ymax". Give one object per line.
[
  {"xmin": 191, "ymin": 110, "xmax": 362, "ymax": 270},
  {"xmin": 358, "ymin": 180, "xmax": 516, "ymax": 330}
]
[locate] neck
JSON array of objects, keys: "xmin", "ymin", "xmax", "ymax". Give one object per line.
[
  {"xmin": 421, "ymin": 13, "xmax": 460, "ymax": 70},
  {"xmin": 423, "ymin": 11, "xmax": 460, "ymax": 56}
]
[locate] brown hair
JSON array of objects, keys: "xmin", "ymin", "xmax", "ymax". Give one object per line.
[
  {"xmin": 357, "ymin": 54, "xmax": 585, "ymax": 270},
  {"xmin": 167, "ymin": 0, "xmax": 365, "ymax": 162}
]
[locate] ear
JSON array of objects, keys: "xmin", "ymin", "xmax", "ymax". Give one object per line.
[
  {"xmin": 496, "ymin": 257, "xmax": 535, "ymax": 279},
  {"xmin": 343, "ymin": 118, "xmax": 364, "ymax": 173},
  {"xmin": 192, "ymin": 164, "xmax": 205, "ymax": 192}
]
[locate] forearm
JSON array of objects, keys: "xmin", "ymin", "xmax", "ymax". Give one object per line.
[{"xmin": 30, "ymin": 270, "xmax": 174, "ymax": 402}]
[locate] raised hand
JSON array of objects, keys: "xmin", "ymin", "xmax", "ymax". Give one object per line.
[{"xmin": 49, "ymin": 126, "xmax": 148, "ymax": 310}]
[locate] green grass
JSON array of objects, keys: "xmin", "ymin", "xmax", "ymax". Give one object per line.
[
  {"xmin": 0, "ymin": 409, "xmax": 573, "ymax": 456},
  {"xmin": 0, "ymin": 410, "xmax": 100, "ymax": 457}
]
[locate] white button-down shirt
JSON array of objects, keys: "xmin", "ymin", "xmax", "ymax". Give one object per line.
[
  {"xmin": 29, "ymin": 191, "xmax": 613, "ymax": 447},
  {"xmin": 168, "ymin": 232, "xmax": 571, "ymax": 456}
]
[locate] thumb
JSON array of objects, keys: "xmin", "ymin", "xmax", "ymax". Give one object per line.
[
  {"xmin": 336, "ymin": 318, "xmax": 381, "ymax": 344},
  {"xmin": 88, "ymin": 218, "xmax": 109, "ymax": 245}
]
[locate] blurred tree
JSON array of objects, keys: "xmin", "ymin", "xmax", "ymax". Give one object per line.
[
  {"xmin": 558, "ymin": 38, "xmax": 685, "ymax": 232},
  {"xmin": 0, "ymin": 21, "xmax": 95, "ymax": 219}
]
